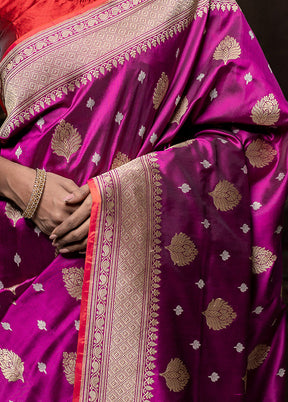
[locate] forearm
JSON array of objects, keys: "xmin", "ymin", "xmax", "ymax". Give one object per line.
[{"xmin": 0, "ymin": 156, "xmax": 35, "ymax": 210}]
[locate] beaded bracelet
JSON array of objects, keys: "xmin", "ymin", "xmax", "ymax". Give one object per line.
[{"xmin": 22, "ymin": 168, "xmax": 47, "ymax": 219}]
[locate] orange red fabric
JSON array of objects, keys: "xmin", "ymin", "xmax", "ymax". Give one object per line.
[{"xmin": 0, "ymin": 0, "xmax": 108, "ymax": 49}]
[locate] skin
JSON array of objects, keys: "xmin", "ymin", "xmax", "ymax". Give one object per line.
[{"xmin": 0, "ymin": 156, "xmax": 92, "ymax": 254}]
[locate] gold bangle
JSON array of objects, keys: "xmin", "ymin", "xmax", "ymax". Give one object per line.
[{"xmin": 22, "ymin": 168, "xmax": 47, "ymax": 219}]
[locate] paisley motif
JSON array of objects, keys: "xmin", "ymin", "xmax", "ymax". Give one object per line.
[
  {"xmin": 166, "ymin": 233, "xmax": 198, "ymax": 266},
  {"xmin": 213, "ymin": 35, "xmax": 241, "ymax": 64},
  {"xmin": 160, "ymin": 358, "xmax": 190, "ymax": 392},
  {"xmin": 209, "ymin": 180, "xmax": 241, "ymax": 211},
  {"xmin": 202, "ymin": 298, "xmax": 237, "ymax": 330},
  {"xmin": 251, "ymin": 94, "xmax": 280, "ymax": 126}
]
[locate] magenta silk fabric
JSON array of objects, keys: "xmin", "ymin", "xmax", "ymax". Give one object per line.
[{"xmin": 0, "ymin": 1, "xmax": 287, "ymax": 401}]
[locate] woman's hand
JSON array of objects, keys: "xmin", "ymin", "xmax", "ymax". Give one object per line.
[
  {"xmin": 32, "ymin": 172, "xmax": 81, "ymax": 235},
  {"xmin": 49, "ymin": 184, "xmax": 92, "ymax": 254},
  {"xmin": 0, "ymin": 157, "xmax": 80, "ymax": 235}
]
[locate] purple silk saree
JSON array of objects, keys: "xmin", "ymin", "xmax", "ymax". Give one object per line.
[{"xmin": 0, "ymin": 0, "xmax": 287, "ymax": 401}]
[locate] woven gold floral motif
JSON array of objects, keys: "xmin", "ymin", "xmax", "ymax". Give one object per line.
[
  {"xmin": 209, "ymin": 180, "xmax": 241, "ymax": 211},
  {"xmin": 63, "ymin": 352, "xmax": 77, "ymax": 385},
  {"xmin": 202, "ymin": 298, "xmax": 237, "ymax": 330},
  {"xmin": 245, "ymin": 139, "xmax": 277, "ymax": 168},
  {"xmin": 62, "ymin": 267, "xmax": 84, "ymax": 300},
  {"xmin": 5, "ymin": 203, "xmax": 23, "ymax": 227},
  {"xmin": 250, "ymin": 246, "xmax": 277, "ymax": 274},
  {"xmin": 251, "ymin": 94, "xmax": 280, "ymax": 126},
  {"xmin": 153, "ymin": 72, "xmax": 169, "ymax": 110},
  {"xmin": 210, "ymin": 0, "xmax": 239, "ymax": 12},
  {"xmin": 247, "ymin": 345, "xmax": 271, "ymax": 370},
  {"xmin": 0, "ymin": 349, "xmax": 24, "ymax": 382},
  {"xmin": 213, "ymin": 36, "xmax": 241, "ymax": 65},
  {"xmin": 168, "ymin": 139, "xmax": 196, "ymax": 149},
  {"xmin": 51, "ymin": 120, "xmax": 82, "ymax": 162},
  {"xmin": 166, "ymin": 233, "xmax": 198, "ymax": 266},
  {"xmin": 171, "ymin": 97, "xmax": 189, "ymax": 124},
  {"xmin": 111, "ymin": 152, "xmax": 131, "ymax": 170},
  {"xmin": 160, "ymin": 358, "xmax": 190, "ymax": 392}
]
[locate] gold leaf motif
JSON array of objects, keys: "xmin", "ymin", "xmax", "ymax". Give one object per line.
[
  {"xmin": 213, "ymin": 36, "xmax": 241, "ymax": 65},
  {"xmin": 245, "ymin": 139, "xmax": 277, "ymax": 168},
  {"xmin": 51, "ymin": 120, "xmax": 82, "ymax": 162},
  {"xmin": 247, "ymin": 345, "xmax": 270, "ymax": 370},
  {"xmin": 160, "ymin": 358, "xmax": 190, "ymax": 392},
  {"xmin": 209, "ymin": 180, "xmax": 241, "ymax": 211},
  {"xmin": 62, "ymin": 267, "xmax": 84, "ymax": 300},
  {"xmin": 0, "ymin": 349, "xmax": 24, "ymax": 382},
  {"xmin": 171, "ymin": 97, "xmax": 189, "ymax": 124},
  {"xmin": 153, "ymin": 72, "xmax": 169, "ymax": 110},
  {"xmin": 169, "ymin": 139, "xmax": 196, "ymax": 149},
  {"xmin": 63, "ymin": 352, "xmax": 76, "ymax": 385},
  {"xmin": 111, "ymin": 152, "xmax": 131, "ymax": 170},
  {"xmin": 5, "ymin": 283, "xmax": 21, "ymax": 295},
  {"xmin": 251, "ymin": 94, "xmax": 280, "ymax": 126},
  {"xmin": 5, "ymin": 203, "xmax": 23, "ymax": 227},
  {"xmin": 165, "ymin": 233, "xmax": 198, "ymax": 267},
  {"xmin": 250, "ymin": 246, "xmax": 277, "ymax": 274},
  {"xmin": 202, "ymin": 298, "xmax": 237, "ymax": 330}
]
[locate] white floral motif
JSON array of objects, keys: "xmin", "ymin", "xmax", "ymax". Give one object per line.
[
  {"xmin": 200, "ymin": 160, "xmax": 211, "ymax": 169},
  {"xmin": 275, "ymin": 226, "xmax": 283, "ymax": 234},
  {"xmin": 176, "ymin": 48, "xmax": 180, "ymax": 58},
  {"xmin": 196, "ymin": 73, "xmax": 205, "ymax": 82},
  {"xmin": 251, "ymin": 202, "xmax": 262, "ymax": 211},
  {"xmin": 210, "ymin": 88, "xmax": 218, "ymax": 101},
  {"xmin": 86, "ymin": 97, "xmax": 95, "ymax": 111},
  {"xmin": 190, "ymin": 340, "xmax": 201, "ymax": 350},
  {"xmin": 15, "ymin": 146, "xmax": 22, "ymax": 160},
  {"xmin": 240, "ymin": 224, "xmax": 250, "ymax": 234},
  {"xmin": 252, "ymin": 306, "xmax": 263, "ymax": 315},
  {"xmin": 37, "ymin": 320, "xmax": 47, "ymax": 331},
  {"xmin": 92, "ymin": 152, "xmax": 101, "ymax": 165},
  {"xmin": 14, "ymin": 253, "xmax": 21, "ymax": 267},
  {"xmin": 0, "ymin": 281, "xmax": 4, "ymax": 290},
  {"xmin": 75, "ymin": 320, "xmax": 80, "ymax": 331},
  {"xmin": 238, "ymin": 283, "xmax": 248, "ymax": 293},
  {"xmin": 150, "ymin": 133, "xmax": 157, "ymax": 145},
  {"xmin": 138, "ymin": 126, "xmax": 145, "ymax": 138},
  {"xmin": 220, "ymin": 250, "xmax": 230, "ymax": 261},
  {"xmin": 218, "ymin": 137, "xmax": 228, "ymax": 144},
  {"xmin": 115, "ymin": 112, "xmax": 124, "ymax": 125},
  {"xmin": 178, "ymin": 183, "xmax": 191, "ymax": 194},
  {"xmin": 232, "ymin": 129, "xmax": 239, "ymax": 134},
  {"xmin": 195, "ymin": 279, "xmax": 205, "ymax": 289},
  {"xmin": 277, "ymin": 368, "xmax": 285, "ymax": 377},
  {"xmin": 249, "ymin": 30, "xmax": 255, "ymax": 40},
  {"xmin": 175, "ymin": 95, "xmax": 181, "ymax": 106},
  {"xmin": 201, "ymin": 219, "xmax": 210, "ymax": 229},
  {"xmin": 38, "ymin": 362, "xmax": 47, "ymax": 374},
  {"xmin": 173, "ymin": 305, "xmax": 183, "ymax": 316},
  {"xmin": 241, "ymin": 165, "xmax": 248, "ymax": 174},
  {"xmin": 33, "ymin": 283, "xmax": 44, "ymax": 292},
  {"xmin": 208, "ymin": 372, "xmax": 220, "ymax": 382},
  {"xmin": 234, "ymin": 343, "xmax": 245, "ymax": 353},
  {"xmin": 244, "ymin": 73, "xmax": 253, "ymax": 85},
  {"xmin": 36, "ymin": 118, "xmax": 45, "ymax": 128},
  {"xmin": 34, "ymin": 227, "xmax": 41, "ymax": 236},
  {"xmin": 138, "ymin": 70, "xmax": 146, "ymax": 84},
  {"xmin": 1, "ymin": 322, "xmax": 12, "ymax": 331},
  {"xmin": 276, "ymin": 173, "xmax": 285, "ymax": 181}
]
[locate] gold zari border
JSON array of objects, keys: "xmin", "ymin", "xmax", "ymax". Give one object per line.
[{"xmin": 79, "ymin": 153, "xmax": 162, "ymax": 401}]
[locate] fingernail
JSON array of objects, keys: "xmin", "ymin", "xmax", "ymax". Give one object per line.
[
  {"xmin": 59, "ymin": 248, "xmax": 69, "ymax": 254},
  {"xmin": 49, "ymin": 234, "xmax": 57, "ymax": 240},
  {"xmin": 64, "ymin": 194, "xmax": 74, "ymax": 202}
]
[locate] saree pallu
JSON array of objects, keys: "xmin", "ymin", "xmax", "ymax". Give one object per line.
[{"xmin": 0, "ymin": 0, "xmax": 287, "ymax": 400}]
